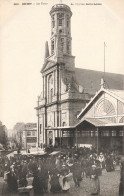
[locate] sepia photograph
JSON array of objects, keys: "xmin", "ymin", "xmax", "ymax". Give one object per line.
[{"xmin": 0, "ymin": 0, "xmax": 124, "ymax": 195}]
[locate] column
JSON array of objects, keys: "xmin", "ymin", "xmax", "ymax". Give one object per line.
[{"xmin": 97, "ymin": 127, "xmax": 99, "ymax": 154}]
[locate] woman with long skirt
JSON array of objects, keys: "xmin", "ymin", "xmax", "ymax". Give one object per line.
[
  {"xmin": 90, "ymin": 165, "xmax": 100, "ymax": 195},
  {"xmin": 50, "ymin": 168, "xmax": 61, "ymax": 193},
  {"xmin": 59, "ymin": 168, "xmax": 73, "ymax": 193}
]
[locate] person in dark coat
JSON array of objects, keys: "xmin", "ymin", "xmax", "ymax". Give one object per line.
[
  {"xmin": 119, "ymin": 161, "xmax": 124, "ymax": 196},
  {"xmin": 19, "ymin": 161, "xmax": 28, "ymax": 187},
  {"xmin": 72, "ymin": 160, "xmax": 82, "ymax": 187},
  {"xmin": 105, "ymin": 155, "xmax": 114, "ymax": 172},
  {"xmin": 32, "ymin": 169, "xmax": 41, "ymax": 194},
  {"xmin": 50, "ymin": 167, "xmax": 61, "ymax": 193},
  {"xmin": 7, "ymin": 166, "xmax": 18, "ymax": 192}
]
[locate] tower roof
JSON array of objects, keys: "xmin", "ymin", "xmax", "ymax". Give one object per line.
[{"xmin": 50, "ymin": 4, "xmax": 72, "ymax": 16}]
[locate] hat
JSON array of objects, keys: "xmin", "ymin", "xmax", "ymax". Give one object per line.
[
  {"xmin": 62, "ymin": 164, "xmax": 66, "ymax": 167},
  {"xmin": 92, "ymin": 165, "xmax": 96, "ymax": 168},
  {"xmin": 100, "ymin": 152, "xmax": 103, "ymax": 155}
]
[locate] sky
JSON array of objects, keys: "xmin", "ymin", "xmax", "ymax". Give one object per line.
[{"xmin": 0, "ymin": 0, "xmax": 124, "ymax": 129}]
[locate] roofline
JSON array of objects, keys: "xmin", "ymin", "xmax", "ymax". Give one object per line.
[
  {"xmin": 98, "ymin": 123, "xmax": 124, "ymax": 127},
  {"xmin": 45, "ymin": 126, "xmax": 75, "ymax": 130},
  {"xmin": 75, "ymin": 118, "xmax": 124, "ymax": 128},
  {"xmin": 45, "ymin": 121, "xmax": 124, "ymax": 131},
  {"xmin": 77, "ymin": 87, "xmax": 104, "ymax": 119},
  {"xmin": 75, "ymin": 67, "xmax": 124, "ymax": 77},
  {"xmin": 77, "ymin": 87, "xmax": 124, "ymax": 119}
]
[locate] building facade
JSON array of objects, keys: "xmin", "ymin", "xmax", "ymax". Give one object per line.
[
  {"xmin": 22, "ymin": 123, "xmax": 37, "ymax": 150},
  {"xmin": 36, "ymin": 4, "xmax": 124, "ymax": 147}
]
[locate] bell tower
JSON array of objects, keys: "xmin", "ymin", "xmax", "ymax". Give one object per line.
[{"xmin": 50, "ymin": 4, "xmax": 72, "ymax": 57}]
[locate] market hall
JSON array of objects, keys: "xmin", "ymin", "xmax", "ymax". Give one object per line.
[{"xmin": 46, "ymin": 87, "xmax": 124, "ymax": 154}]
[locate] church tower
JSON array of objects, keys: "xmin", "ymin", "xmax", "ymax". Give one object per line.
[
  {"xmin": 36, "ymin": 4, "xmax": 90, "ymax": 147},
  {"xmin": 50, "ymin": 4, "xmax": 72, "ymax": 57}
]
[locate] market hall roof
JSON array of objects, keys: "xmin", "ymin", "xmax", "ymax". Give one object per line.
[
  {"xmin": 76, "ymin": 118, "xmax": 124, "ymax": 128},
  {"xmin": 77, "ymin": 87, "xmax": 124, "ymax": 119}
]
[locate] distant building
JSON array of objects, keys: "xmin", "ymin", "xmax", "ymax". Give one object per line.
[
  {"xmin": 13, "ymin": 122, "xmax": 25, "ymax": 148},
  {"xmin": 22, "ymin": 123, "xmax": 37, "ymax": 150},
  {"xmin": 0, "ymin": 121, "xmax": 8, "ymax": 147},
  {"xmin": 35, "ymin": 4, "xmax": 124, "ymax": 147}
]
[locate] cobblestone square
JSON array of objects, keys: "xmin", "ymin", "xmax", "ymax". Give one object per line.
[{"xmin": 0, "ymin": 167, "xmax": 120, "ymax": 196}]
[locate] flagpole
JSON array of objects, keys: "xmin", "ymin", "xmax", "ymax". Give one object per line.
[
  {"xmin": 104, "ymin": 42, "xmax": 106, "ymax": 79},
  {"xmin": 103, "ymin": 42, "xmax": 106, "ymax": 113}
]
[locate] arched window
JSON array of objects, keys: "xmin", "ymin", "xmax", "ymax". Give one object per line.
[
  {"xmin": 95, "ymin": 99, "xmax": 116, "ymax": 117},
  {"xmin": 57, "ymin": 13, "xmax": 64, "ymax": 26},
  {"xmin": 48, "ymin": 75, "xmax": 54, "ymax": 103}
]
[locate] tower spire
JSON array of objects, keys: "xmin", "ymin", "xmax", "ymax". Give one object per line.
[{"xmin": 44, "ymin": 41, "xmax": 49, "ymax": 61}]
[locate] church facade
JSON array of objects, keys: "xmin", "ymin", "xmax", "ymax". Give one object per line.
[{"xmin": 36, "ymin": 4, "xmax": 124, "ymax": 147}]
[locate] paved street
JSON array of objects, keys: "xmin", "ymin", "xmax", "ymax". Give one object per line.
[{"xmin": 0, "ymin": 167, "xmax": 120, "ymax": 196}]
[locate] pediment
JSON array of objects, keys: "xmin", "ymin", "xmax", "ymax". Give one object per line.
[{"xmin": 41, "ymin": 60, "xmax": 56, "ymax": 73}]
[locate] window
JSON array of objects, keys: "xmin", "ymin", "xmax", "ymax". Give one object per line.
[
  {"xmin": 27, "ymin": 131, "xmax": 31, "ymax": 136},
  {"xmin": 67, "ymin": 40, "xmax": 70, "ymax": 54},
  {"xmin": 67, "ymin": 15, "xmax": 70, "ymax": 27},
  {"xmin": 40, "ymin": 124, "xmax": 42, "ymax": 134},
  {"xmin": 119, "ymin": 130, "xmax": 123, "ymax": 136},
  {"xmin": 95, "ymin": 98, "xmax": 116, "ymax": 117},
  {"xmin": 51, "ymin": 40, "xmax": 54, "ymax": 54},
  {"xmin": 52, "ymin": 15, "xmax": 55, "ymax": 28},
  {"xmin": 50, "ymin": 88, "xmax": 53, "ymax": 102},
  {"xmin": 61, "ymin": 38, "xmax": 64, "ymax": 52},
  {"xmin": 59, "ymin": 19, "xmax": 62, "ymax": 26},
  {"xmin": 102, "ymin": 130, "xmax": 110, "ymax": 136},
  {"xmin": 32, "ymin": 131, "xmax": 35, "ymax": 136},
  {"xmin": 48, "ymin": 75, "xmax": 54, "ymax": 103},
  {"xmin": 57, "ymin": 13, "xmax": 64, "ymax": 26},
  {"xmin": 112, "ymin": 130, "xmax": 116, "ymax": 136}
]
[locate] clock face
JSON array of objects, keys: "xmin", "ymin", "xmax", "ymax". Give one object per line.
[{"xmin": 95, "ymin": 99, "xmax": 116, "ymax": 117}]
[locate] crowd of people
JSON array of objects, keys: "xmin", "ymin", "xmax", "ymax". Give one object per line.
[{"xmin": 0, "ymin": 146, "xmax": 121, "ymax": 195}]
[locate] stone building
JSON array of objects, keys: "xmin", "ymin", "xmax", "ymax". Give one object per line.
[
  {"xmin": 22, "ymin": 123, "xmax": 37, "ymax": 150},
  {"xmin": 36, "ymin": 4, "xmax": 124, "ymax": 147}
]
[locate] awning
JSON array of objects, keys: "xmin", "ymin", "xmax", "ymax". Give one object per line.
[
  {"xmin": 45, "ymin": 119, "xmax": 124, "ymax": 132},
  {"xmin": 76, "ymin": 118, "xmax": 124, "ymax": 128}
]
